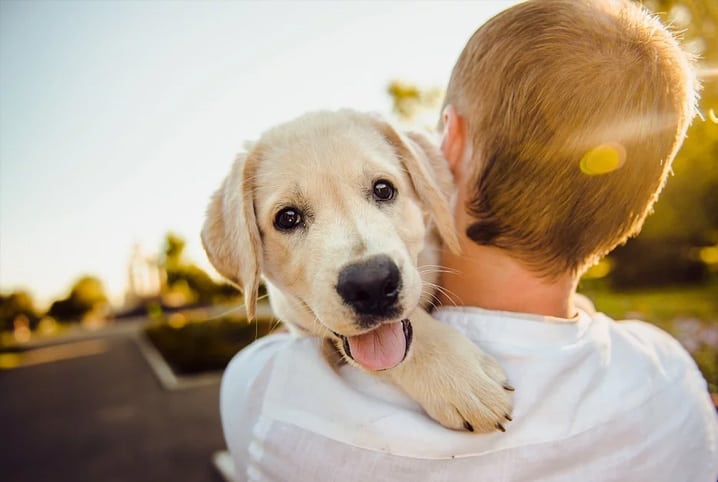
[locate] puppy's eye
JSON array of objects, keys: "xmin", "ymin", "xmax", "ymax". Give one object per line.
[
  {"xmin": 274, "ymin": 208, "xmax": 303, "ymax": 231},
  {"xmin": 373, "ymin": 180, "xmax": 396, "ymax": 202}
]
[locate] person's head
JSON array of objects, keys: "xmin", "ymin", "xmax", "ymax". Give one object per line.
[{"xmin": 440, "ymin": 0, "xmax": 698, "ymax": 278}]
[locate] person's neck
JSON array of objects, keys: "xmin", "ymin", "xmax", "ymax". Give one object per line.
[{"xmin": 438, "ymin": 239, "xmax": 578, "ymax": 319}]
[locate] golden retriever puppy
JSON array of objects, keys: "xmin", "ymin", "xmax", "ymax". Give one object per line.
[{"xmin": 202, "ymin": 109, "xmax": 513, "ymax": 432}]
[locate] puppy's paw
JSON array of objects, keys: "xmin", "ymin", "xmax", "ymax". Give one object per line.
[
  {"xmin": 419, "ymin": 346, "xmax": 514, "ymax": 433},
  {"xmin": 385, "ymin": 310, "xmax": 514, "ymax": 433}
]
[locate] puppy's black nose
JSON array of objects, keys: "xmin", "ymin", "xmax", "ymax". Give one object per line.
[{"xmin": 336, "ymin": 255, "xmax": 401, "ymax": 318}]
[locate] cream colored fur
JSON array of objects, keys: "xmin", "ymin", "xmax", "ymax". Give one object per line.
[{"xmin": 202, "ymin": 110, "xmax": 512, "ymax": 432}]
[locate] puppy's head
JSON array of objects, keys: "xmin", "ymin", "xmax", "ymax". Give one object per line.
[{"xmin": 202, "ymin": 110, "xmax": 459, "ymax": 370}]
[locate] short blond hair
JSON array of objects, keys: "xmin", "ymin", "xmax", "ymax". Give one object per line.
[{"xmin": 443, "ymin": 0, "xmax": 698, "ymax": 276}]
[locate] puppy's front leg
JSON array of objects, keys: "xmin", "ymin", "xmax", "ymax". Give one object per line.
[{"xmin": 383, "ymin": 309, "xmax": 514, "ymax": 433}]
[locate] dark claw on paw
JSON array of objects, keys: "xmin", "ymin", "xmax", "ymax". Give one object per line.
[
  {"xmin": 496, "ymin": 423, "xmax": 506, "ymax": 432},
  {"xmin": 505, "ymin": 414, "xmax": 512, "ymax": 422},
  {"xmin": 503, "ymin": 383, "xmax": 515, "ymax": 392},
  {"xmin": 463, "ymin": 421, "xmax": 474, "ymax": 432}
]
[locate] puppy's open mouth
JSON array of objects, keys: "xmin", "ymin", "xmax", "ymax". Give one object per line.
[{"xmin": 334, "ymin": 319, "xmax": 413, "ymax": 371}]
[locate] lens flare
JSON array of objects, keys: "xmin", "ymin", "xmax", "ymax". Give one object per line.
[{"xmin": 580, "ymin": 143, "xmax": 626, "ymax": 175}]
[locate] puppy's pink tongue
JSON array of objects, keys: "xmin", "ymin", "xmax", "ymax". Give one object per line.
[{"xmin": 346, "ymin": 321, "xmax": 406, "ymax": 371}]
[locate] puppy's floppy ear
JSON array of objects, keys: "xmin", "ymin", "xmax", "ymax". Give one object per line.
[
  {"xmin": 371, "ymin": 118, "xmax": 461, "ymax": 255},
  {"xmin": 201, "ymin": 150, "xmax": 263, "ymax": 319}
]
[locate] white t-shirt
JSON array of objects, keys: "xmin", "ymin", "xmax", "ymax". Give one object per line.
[{"xmin": 220, "ymin": 307, "xmax": 718, "ymax": 482}]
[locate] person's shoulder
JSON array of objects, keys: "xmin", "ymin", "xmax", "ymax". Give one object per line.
[
  {"xmin": 219, "ymin": 333, "xmax": 329, "ymax": 457},
  {"xmin": 606, "ymin": 316, "xmax": 695, "ymax": 367},
  {"xmin": 597, "ymin": 314, "xmax": 710, "ymax": 398},
  {"xmin": 602, "ymin": 315, "xmax": 718, "ymax": 475},
  {"xmin": 226, "ymin": 331, "xmax": 317, "ymax": 368},
  {"xmin": 222, "ymin": 332, "xmax": 322, "ymax": 396}
]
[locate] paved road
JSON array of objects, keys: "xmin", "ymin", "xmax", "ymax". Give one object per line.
[{"xmin": 1, "ymin": 333, "xmax": 227, "ymax": 482}]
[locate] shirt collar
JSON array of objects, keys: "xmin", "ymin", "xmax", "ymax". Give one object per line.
[{"xmin": 432, "ymin": 306, "xmax": 596, "ymax": 347}]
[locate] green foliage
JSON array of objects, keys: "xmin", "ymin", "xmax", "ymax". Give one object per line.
[
  {"xmin": 387, "ymin": 80, "xmax": 443, "ymax": 126},
  {"xmin": 162, "ymin": 232, "xmax": 186, "ymax": 270},
  {"xmin": 0, "ymin": 291, "xmax": 38, "ymax": 332},
  {"xmin": 609, "ymin": 238, "xmax": 709, "ymax": 288},
  {"xmin": 144, "ymin": 314, "xmax": 276, "ymax": 374},
  {"xmin": 160, "ymin": 232, "xmax": 240, "ymax": 306},
  {"xmin": 69, "ymin": 276, "xmax": 108, "ymax": 307},
  {"xmin": 46, "ymin": 276, "xmax": 108, "ymax": 322},
  {"xmin": 580, "ymin": 279, "xmax": 718, "ymax": 325}
]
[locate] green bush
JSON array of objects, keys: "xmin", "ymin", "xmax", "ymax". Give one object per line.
[
  {"xmin": 608, "ymin": 238, "xmax": 709, "ymax": 290},
  {"xmin": 144, "ymin": 315, "xmax": 277, "ymax": 375},
  {"xmin": 0, "ymin": 291, "xmax": 38, "ymax": 332},
  {"xmin": 47, "ymin": 276, "xmax": 108, "ymax": 322}
]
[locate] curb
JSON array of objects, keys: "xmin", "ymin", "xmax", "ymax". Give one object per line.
[{"xmin": 133, "ymin": 332, "xmax": 222, "ymax": 391}]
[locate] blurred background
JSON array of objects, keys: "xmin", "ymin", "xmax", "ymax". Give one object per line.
[{"xmin": 0, "ymin": 1, "xmax": 716, "ymax": 481}]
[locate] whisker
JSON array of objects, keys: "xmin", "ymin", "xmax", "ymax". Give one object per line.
[
  {"xmin": 201, "ymin": 293, "xmax": 272, "ymax": 322},
  {"xmin": 205, "ymin": 305, "xmax": 245, "ymax": 320},
  {"xmin": 425, "ymin": 298, "xmax": 439, "ymax": 312},
  {"xmin": 269, "ymin": 317, "xmax": 284, "ymax": 333},
  {"xmin": 418, "ymin": 245, "xmax": 443, "ymax": 251},
  {"xmin": 311, "ymin": 314, "xmax": 333, "ymax": 340},
  {"xmin": 420, "ymin": 288, "xmax": 442, "ymax": 310},
  {"xmin": 418, "ymin": 267, "xmax": 460, "ymax": 276},
  {"xmin": 423, "ymin": 281, "xmax": 462, "ymax": 307},
  {"xmin": 418, "ymin": 263, "xmax": 460, "ymax": 274}
]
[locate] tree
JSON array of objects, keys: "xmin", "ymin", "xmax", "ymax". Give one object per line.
[
  {"xmin": 387, "ymin": 80, "xmax": 443, "ymax": 127},
  {"xmin": 163, "ymin": 232, "xmax": 186, "ymax": 271},
  {"xmin": 0, "ymin": 291, "xmax": 38, "ymax": 332},
  {"xmin": 47, "ymin": 276, "xmax": 108, "ymax": 322},
  {"xmin": 159, "ymin": 232, "xmax": 240, "ymax": 306}
]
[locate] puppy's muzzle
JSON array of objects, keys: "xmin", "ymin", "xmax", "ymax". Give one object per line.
[{"xmin": 336, "ymin": 255, "xmax": 401, "ymax": 324}]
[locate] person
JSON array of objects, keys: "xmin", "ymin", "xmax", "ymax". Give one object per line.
[{"xmin": 219, "ymin": 0, "xmax": 718, "ymax": 480}]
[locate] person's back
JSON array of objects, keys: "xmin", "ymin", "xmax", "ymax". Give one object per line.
[
  {"xmin": 220, "ymin": 0, "xmax": 718, "ymax": 479},
  {"xmin": 222, "ymin": 306, "xmax": 717, "ymax": 480}
]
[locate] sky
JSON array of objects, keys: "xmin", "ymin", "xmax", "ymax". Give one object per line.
[{"xmin": 0, "ymin": 0, "xmax": 519, "ymax": 308}]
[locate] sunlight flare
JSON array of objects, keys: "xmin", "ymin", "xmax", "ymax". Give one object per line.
[{"xmin": 580, "ymin": 143, "xmax": 626, "ymax": 175}]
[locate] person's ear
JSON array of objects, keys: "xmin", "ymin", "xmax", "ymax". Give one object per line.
[{"xmin": 439, "ymin": 104, "xmax": 466, "ymax": 178}]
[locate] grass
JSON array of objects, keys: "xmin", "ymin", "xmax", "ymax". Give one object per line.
[{"xmin": 580, "ymin": 280, "xmax": 718, "ymax": 327}]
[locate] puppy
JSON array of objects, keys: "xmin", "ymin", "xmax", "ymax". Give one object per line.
[{"xmin": 202, "ymin": 109, "xmax": 513, "ymax": 432}]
